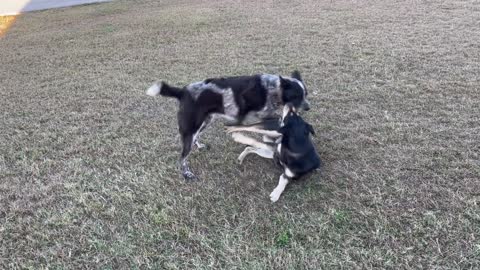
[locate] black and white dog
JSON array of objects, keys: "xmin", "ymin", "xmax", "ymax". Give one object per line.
[
  {"xmin": 146, "ymin": 71, "xmax": 310, "ymax": 180},
  {"xmin": 226, "ymin": 105, "xmax": 321, "ymax": 202}
]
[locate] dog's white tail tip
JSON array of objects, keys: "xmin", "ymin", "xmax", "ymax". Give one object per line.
[{"xmin": 146, "ymin": 82, "xmax": 161, "ymax": 96}]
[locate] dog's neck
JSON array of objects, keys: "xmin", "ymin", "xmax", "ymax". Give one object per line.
[
  {"xmin": 260, "ymin": 74, "xmax": 281, "ymax": 93},
  {"xmin": 259, "ymin": 74, "xmax": 283, "ymax": 115}
]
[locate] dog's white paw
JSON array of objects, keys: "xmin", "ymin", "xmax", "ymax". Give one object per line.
[
  {"xmin": 238, "ymin": 146, "xmax": 253, "ymax": 164},
  {"xmin": 195, "ymin": 141, "xmax": 206, "ymax": 149},
  {"xmin": 183, "ymin": 171, "xmax": 198, "ymax": 181},
  {"xmin": 237, "ymin": 152, "xmax": 245, "ymax": 164},
  {"xmin": 270, "ymin": 189, "xmax": 282, "ymax": 202}
]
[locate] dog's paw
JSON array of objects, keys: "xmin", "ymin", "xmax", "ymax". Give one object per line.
[
  {"xmin": 238, "ymin": 146, "xmax": 254, "ymax": 164},
  {"xmin": 183, "ymin": 171, "xmax": 198, "ymax": 181},
  {"xmin": 269, "ymin": 189, "xmax": 282, "ymax": 202},
  {"xmin": 237, "ymin": 156, "xmax": 244, "ymax": 164},
  {"xmin": 195, "ymin": 141, "xmax": 208, "ymax": 150}
]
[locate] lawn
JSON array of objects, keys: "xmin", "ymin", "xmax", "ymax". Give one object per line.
[{"xmin": 1, "ymin": 0, "xmax": 479, "ymax": 268}]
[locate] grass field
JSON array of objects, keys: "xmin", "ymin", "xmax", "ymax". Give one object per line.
[{"xmin": 1, "ymin": 0, "xmax": 479, "ymax": 268}]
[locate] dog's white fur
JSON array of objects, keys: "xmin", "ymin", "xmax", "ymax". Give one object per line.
[
  {"xmin": 187, "ymin": 82, "xmax": 240, "ymax": 117},
  {"xmin": 285, "ymin": 168, "xmax": 295, "ymax": 178},
  {"xmin": 146, "ymin": 82, "xmax": 161, "ymax": 96},
  {"xmin": 270, "ymin": 174, "xmax": 289, "ymax": 202},
  {"xmin": 227, "ymin": 126, "xmax": 281, "ymax": 138}
]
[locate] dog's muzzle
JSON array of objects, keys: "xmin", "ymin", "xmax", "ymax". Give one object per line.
[{"xmin": 302, "ymin": 100, "xmax": 310, "ymax": 111}]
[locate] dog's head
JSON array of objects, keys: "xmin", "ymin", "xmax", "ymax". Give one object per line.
[
  {"xmin": 278, "ymin": 105, "xmax": 315, "ymax": 138},
  {"xmin": 280, "ymin": 70, "xmax": 310, "ymax": 112}
]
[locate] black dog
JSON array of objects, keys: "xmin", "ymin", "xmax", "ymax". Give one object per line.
[
  {"xmin": 227, "ymin": 105, "xmax": 320, "ymax": 202},
  {"xmin": 146, "ymin": 71, "xmax": 310, "ymax": 180}
]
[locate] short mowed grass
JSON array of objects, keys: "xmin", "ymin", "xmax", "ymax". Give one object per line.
[{"xmin": 1, "ymin": 0, "xmax": 479, "ymax": 268}]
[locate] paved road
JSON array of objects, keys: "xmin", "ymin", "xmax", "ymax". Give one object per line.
[{"xmin": 0, "ymin": 0, "xmax": 111, "ymax": 16}]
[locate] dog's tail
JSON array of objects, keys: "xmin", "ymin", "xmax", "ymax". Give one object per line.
[{"xmin": 146, "ymin": 81, "xmax": 184, "ymax": 99}]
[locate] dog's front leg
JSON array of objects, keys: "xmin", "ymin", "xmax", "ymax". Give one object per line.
[{"xmin": 269, "ymin": 174, "xmax": 290, "ymax": 202}]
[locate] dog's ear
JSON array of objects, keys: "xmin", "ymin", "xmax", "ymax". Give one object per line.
[
  {"xmin": 291, "ymin": 70, "xmax": 302, "ymax": 81},
  {"xmin": 307, "ymin": 124, "xmax": 315, "ymax": 136}
]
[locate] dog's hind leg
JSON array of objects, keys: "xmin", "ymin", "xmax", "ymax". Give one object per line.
[
  {"xmin": 231, "ymin": 133, "xmax": 273, "ymax": 150},
  {"xmin": 238, "ymin": 147, "xmax": 256, "ymax": 164},
  {"xmin": 193, "ymin": 115, "xmax": 213, "ymax": 150},
  {"xmin": 262, "ymin": 135, "xmax": 276, "ymax": 143},
  {"xmin": 180, "ymin": 133, "xmax": 196, "ymax": 181},
  {"xmin": 238, "ymin": 146, "xmax": 274, "ymax": 164},
  {"xmin": 269, "ymin": 174, "xmax": 290, "ymax": 202},
  {"xmin": 226, "ymin": 126, "xmax": 282, "ymax": 138}
]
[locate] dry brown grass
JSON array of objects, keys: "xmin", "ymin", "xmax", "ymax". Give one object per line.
[{"xmin": 1, "ymin": 0, "xmax": 479, "ymax": 268}]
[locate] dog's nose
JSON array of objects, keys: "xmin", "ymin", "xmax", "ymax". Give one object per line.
[{"xmin": 302, "ymin": 101, "xmax": 310, "ymax": 111}]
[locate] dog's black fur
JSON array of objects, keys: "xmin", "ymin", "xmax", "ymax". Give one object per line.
[
  {"xmin": 227, "ymin": 105, "xmax": 320, "ymax": 202},
  {"xmin": 276, "ymin": 109, "xmax": 320, "ymax": 179},
  {"xmin": 146, "ymin": 71, "xmax": 310, "ymax": 180}
]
